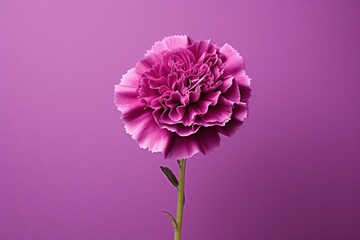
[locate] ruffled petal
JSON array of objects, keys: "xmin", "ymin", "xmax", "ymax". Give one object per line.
[
  {"xmin": 216, "ymin": 102, "xmax": 248, "ymax": 137},
  {"xmin": 114, "ymin": 68, "xmax": 142, "ymax": 113},
  {"xmin": 162, "ymin": 123, "xmax": 200, "ymax": 137},
  {"xmin": 148, "ymin": 76, "xmax": 168, "ymax": 90},
  {"xmin": 222, "ymin": 79, "xmax": 241, "ymax": 104},
  {"xmin": 187, "ymin": 102, "xmax": 210, "ymax": 120},
  {"xmin": 201, "ymin": 91, "xmax": 221, "ymax": 106},
  {"xmin": 190, "ymin": 90, "xmax": 201, "ymax": 103},
  {"xmin": 123, "ymin": 108, "xmax": 171, "ymax": 153},
  {"xmin": 220, "ymin": 44, "xmax": 251, "ymax": 105},
  {"xmin": 135, "ymin": 53, "xmax": 163, "ymax": 75},
  {"xmin": 232, "ymin": 102, "xmax": 248, "ymax": 122},
  {"xmin": 239, "ymin": 78, "xmax": 252, "ymax": 103},
  {"xmin": 201, "ymin": 96, "xmax": 233, "ymax": 125},
  {"xmin": 217, "ymin": 76, "xmax": 233, "ymax": 92},
  {"xmin": 169, "ymin": 105, "xmax": 186, "ymax": 122},
  {"xmin": 148, "ymin": 35, "xmax": 191, "ymax": 54},
  {"xmin": 164, "ymin": 127, "xmax": 220, "ymax": 159},
  {"xmin": 188, "ymin": 40, "xmax": 216, "ymax": 62},
  {"xmin": 220, "ymin": 43, "xmax": 244, "ymax": 76},
  {"xmin": 115, "ymin": 69, "xmax": 172, "ymax": 153},
  {"xmin": 237, "ymin": 72, "xmax": 251, "ymax": 88}
]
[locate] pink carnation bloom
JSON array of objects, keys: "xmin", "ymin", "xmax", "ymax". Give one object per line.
[{"xmin": 114, "ymin": 35, "xmax": 251, "ymax": 159}]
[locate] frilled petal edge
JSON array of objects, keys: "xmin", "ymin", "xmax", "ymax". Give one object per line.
[
  {"xmin": 114, "ymin": 68, "xmax": 141, "ymax": 113},
  {"xmin": 147, "ymin": 35, "xmax": 191, "ymax": 55},
  {"xmin": 123, "ymin": 107, "xmax": 172, "ymax": 153},
  {"xmin": 115, "ymin": 68, "xmax": 172, "ymax": 153},
  {"xmin": 220, "ymin": 43, "xmax": 251, "ymax": 88}
]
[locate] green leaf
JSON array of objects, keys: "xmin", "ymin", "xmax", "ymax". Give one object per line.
[
  {"xmin": 162, "ymin": 211, "xmax": 178, "ymax": 229},
  {"xmin": 160, "ymin": 166, "xmax": 178, "ymax": 189}
]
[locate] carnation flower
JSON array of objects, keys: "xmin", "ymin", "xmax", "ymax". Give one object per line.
[
  {"xmin": 114, "ymin": 35, "xmax": 252, "ymax": 239},
  {"xmin": 114, "ymin": 35, "xmax": 251, "ymax": 160}
]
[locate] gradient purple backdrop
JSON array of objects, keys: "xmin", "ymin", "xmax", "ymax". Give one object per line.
[{"xmin": 1, "ymin": 0, "xmax": 360, "ymax": 239}]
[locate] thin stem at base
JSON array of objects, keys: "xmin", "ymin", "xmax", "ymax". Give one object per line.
[{"xmin": 174, "ymin": 158, "xmax": 186, "ymax": 240}]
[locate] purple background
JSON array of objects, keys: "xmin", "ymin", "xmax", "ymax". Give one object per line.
[{"xmin": 1, "ymin": 0, "xmax": 360, "ymax": 239}]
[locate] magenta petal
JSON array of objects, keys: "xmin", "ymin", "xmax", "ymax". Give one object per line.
[
  {"xmin": 154, "ymin": 109, "xmax": 174, "ymax": 126},
  {"xmin": 148, "ymin": 77, "xmax": 167, "ymax": 89},
  {"xmin": 232, "ymin": 102, "xmax": 248, "ymax": 122},
  {"xmin": 217, "ymin": 119, "xmax": 243, "ymax": 137},
  {"xmin": 201, "ymin": 91, "xmax": 221, "ymax": 106},
  {"xmin": 222, "ymin": 80, "xmax": 241, "ymax": 104},
  {"xmin": 135, "ymin": 53, "xmax": 163, "ymax": 75},
  {"xmin": 187, "ymin": 102, "xmax": 210, "ymax": 120},
  {"xmin": 162, "ymin": 123, "xmax": 200, "ymax": 137},
  {"xmin": 167, "ymin": 74, "xmax": 178, "ymax": 88},
  {"xmin": 114, "ymin": 85, "xmax": 140, "ymax": 113},
  {"xmin": 114, "ymin": 68, "xmax": 142, "ymax": 113},
  {"xmin": 123, "ymin": 108, "xmax": 171, "ymax": 153},
  {"xmin": 190, "ymin": 90, "xmax": 200, "ymax": 103},
  {"xmin": 117, "ymin": 68, "xmax": 140, "ymax": 88},
  {"xmin": 217, "ymin": 103, "xmax": 248, "ymax": 137},
  {"xmin": 149, "ymin": 35, "xmax": 191, "ymax": 54},
  {"xmin": 164, "ymin": 127, "xmax": 220, "ymax": 159},
  {"xmin": 179, "ymin": 110, "xmax": 193, "ymax": 126},
  {"xmin": 159, "ymin": 62, "xmax": 170, "ymax": 76},
  {"xmin": 169, "ymin": 105, "xmax": 186, "ymax": 122},
  {"xmin": 188, "ymin": 40, "xmax": 215, "ymax": 61},
  {"xmin": 240, "ymin": 84, "xmax": 252, "ymax": 103},
  {"xmin": 220, "ymin": 43, "xmax": 245, "ymax": 76},
  {"xmin": 220, "ymin": 43, "xmax": 251, "ymax": 89},
  {"xmin": 218, "ymin": 76, "xmax": 233, "ymax": 92},
  {"xmin": 237, "ymin": 73, "xmax": 251, "ymax": 88},
  {"xmin": 169, "ymin": 91, "xmax": 182, "ymax": 102},
  {"xmin": 202, "ymin": 96, "xmax": 233, "ymax": 125}
]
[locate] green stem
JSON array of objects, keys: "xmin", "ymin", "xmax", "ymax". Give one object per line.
[{"xmin": 174, "ymin": 159, "xmax": 186, "ymax": 240}]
